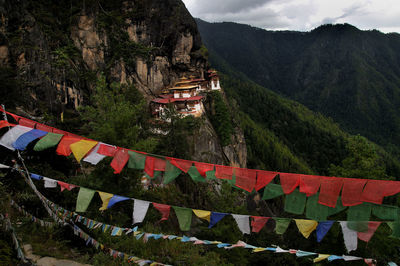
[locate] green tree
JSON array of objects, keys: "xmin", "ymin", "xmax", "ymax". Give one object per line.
[{"xmin": 329, "ymin": 135, "xmax": 387, "ymax": 179}]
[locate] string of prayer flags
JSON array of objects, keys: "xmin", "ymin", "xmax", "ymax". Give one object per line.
[
  {"xmin": 341, "ymin": 178, "xmax": 367, "ymax": 206},
  {"xmin": 0, "ymin": 125, "xmax": 32, "ymax": 150},
  {"xmin": 163, "ymin": 161, "xmax": 182, "ymax": 184},
  {"xmin": 98, "ymin": 192, "xmax": 114, "ymax": 211},
  {"xmin": 43, "ymin": 177, "xmax": 57, "ymax": 188},
  {"xmin": 152, "ymin": 203, "xmax": 171, "ymax": 222},
  {"xmin": 33, "ymin": 132, "xmax": 63, "ymax": 151},
  {"xmin": 169, "ymin": 158, "xmax": 192, "ymax": 173},
  {"xmin": 361, "ymin": 180, "xmax": 400, "ymax": 204},
  {"xmin": 340, "ymin": 221, "xmax": 358, "ymax": 253},
  {"xmin": 262, "ymin": 183, "xmax": 284, "ymax": 200},
  {"xmin": 107, "ymin": 195, "xmax": 130, "ymax": 209},
  {"xmin": 209, "ymin": 212, "xmax": 228, "ymax": 228},
  {"xmin": 194, "ymin": 162, "xmax": 214, "ymax": 177},
  {"xmin": 294, "ymin": 219, "xmax": 318, "ymax": 238},
  {"xmin": 57, "ymin": 181, "xmax": 77, "ymax": 192},
  {"xmin": 132, "ymin": 199, "xmax": 150, "ymax": 224},
  {"xmin": 110, "ymin": 148, "xmax": 130, "ymax": 174},
  {"xmin": 255, "ymin": 170, "xmax": 277, "ymax": 191},
  {"xmin": 56, "ymin": 136, "xmax": 81, "ymax": 156},
  {"xmin": 188, "ymin": 165, "xmax": 206, "ymax": 182},
  {"xmin": 193, "ymin": 209, "xmax": 211, "ymax": 222},
  {"xmin": 279, "ymin": 173, "xmax": 300, "ymax": 194},
  {"xmin": 284, "ymin": 189, "xmax": 307, "ymax": 215},
  {"xmin": 274, "ymin": 218, "xmax": 291, "ymax": 234},
  {"xmin": 316, "ymin": 221, "xmax": 334, "ymax": 242},
  {"xmin": 299, "ymin": 175, "xmax": 320, "ymax": 196},
  {"xmin": 235, "ymin": 168, "xmax": 257, "ymax": 192},
  {"xmin": 357, "ymin": 222, "xmax": 381, "ymax": 242},
  {"xmin": 83, "ymin": 143, "xmax": 107, "ymax": 165},
  {"xmin": 215, "ymin": 165, "xmax": 234, "ymax": 180},
  {"xmin": 70, "ymin": 140, "xmax": 98, "ymax": 163},
  {"xmin": 251, "ymin": 216, "xmax": 269, "ymax": 233},
  {"xmin": 232, "ymin": 214, "xmax": 250, "ymax": 234},
  {"xmin": 13, "ymin": 129, "xmax": 47, "ymax": 150},
  {"xmin": 172, "ymin": 206, "xmax": 192, "ymax": 231},
  {"xmin": 76, "ymin": 187, "xmax": 96, "ymax": 212},
  {"xmin": 318, "ymin": 177, "xmax": 343, "ymax": 208}
]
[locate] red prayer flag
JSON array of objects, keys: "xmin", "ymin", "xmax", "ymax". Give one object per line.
[
  {"xmin": 56, "ymin": 136, "xmax": 81, "ymax": 156},
  {"xmin": 194, "ymin": 162, "xmax": 214, "ymax": 177},
  {"xmin": 357, "ymin": 222, "xmax": 381, "ymax": 242},
  {"xmin": 255, "ymin": 170, "xmax": 277, "ymax": 191},
  {"xmin": 168, "ymin": 158, "xmax": 192, "ymax": 173},
  {"xmin": 215, "ymin": 165, "xmax": 234, "ymax": 180},
  {"xmin": 18, "ymin": 117, "xmax": 36, "ymax": 128},
  {"xmin": 361, "ymin": 180, "xmax": 400, "ymax": 204},
  {"xmin": 251, "ymin": 216, "xmax": 270, "ymax": 233},
  {"xmin": 98, "ymin": 143, "xmax": 117, "ymax": 157},
  {"xmin": 235, "ymin": 168, "xmax": 257, "ymax": 192},
  {"xmin": 57, "ymin": 181, "xmax": 77, "ymax": 192},
  {"xmin": 279, "ymin": 173, "xmax": 301, "ymax": 194},
  {"xmin": 152, "ymin": 202, "xmax": 171, "ymax": 222},
  {"xmin": 299, "ymin": 175, "xmax": 320, "ymax": 196},
  {"xmin": 153, "ymin": 157, "xmax": 166, "ymax": 171},
  {"xmin": 110, "ymin": 148, "xmax": 130, "ymax": 174},
  {"xmin": 341, "ymin": 178, "xmax": 367, "ymax": 206},
  {"xmin": 318, "ymin": 177, "xmax": 344, "ymax": 207},
  {"xmin": 145, "ymin": 156, "xmax": 155, "ymax": 177}
]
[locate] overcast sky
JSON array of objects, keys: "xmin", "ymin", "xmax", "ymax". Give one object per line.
[{"xmin": 182, "ymin": 0, "xmax": 400, "ymax": 33}]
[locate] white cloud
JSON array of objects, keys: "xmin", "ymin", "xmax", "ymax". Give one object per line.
[{"xmin": 182, "ymin": 0, "xmax": 400, "ymax": 33}]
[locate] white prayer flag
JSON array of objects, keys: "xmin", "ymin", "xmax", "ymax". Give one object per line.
[
  {"xmin": 43, "ymin": 177, "xmax": 57, "ymax": 188},
  {"xmin": 340, "ymin": 222, "xmax": 358, "ymax": 253},
  {"xmin": 83, "ymin": 142, "xmax": 107, "ymax": 165},
  {"xmin": 231, "ymin": 214, "xmax": 250, "ymax": 234},
  {"xmin": 132, "ymin": 199, "xmax": 150, "ymax": 224}
]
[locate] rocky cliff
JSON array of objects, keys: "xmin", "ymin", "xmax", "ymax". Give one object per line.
[{"xmin": 0, "ymin": 0, "xmax": 246, "ymax": 167}]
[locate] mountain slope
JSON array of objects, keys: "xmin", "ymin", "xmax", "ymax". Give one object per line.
[{"xmin": 196, "ymin": 19, "xmax": 400, "ymax": 152}]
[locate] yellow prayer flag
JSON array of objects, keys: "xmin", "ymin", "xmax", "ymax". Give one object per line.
[
  {"xmin": 116, "ymin": 228, "xmax": 123, "ymax": 236},
  {"xmin": 313, "ymin": 254, "xmax": 330, "ymax": 263},
  {"xmin": 70, "ymin": 140, "xmax": 98, "ymax": 162},
  {"xmin": 98, "ymin": 191, "xmax": 114, "ymax": 211},
  {"xmin": 193, "ymin": 209, "xmax": 211, "ymax": 222},
  {"xmin": 294, "ymin": 219, "xmax": 318, "ymax": 239},
  {"xmin": 252, "ymin": 248, "xmax": 266, "ymax": 253}
]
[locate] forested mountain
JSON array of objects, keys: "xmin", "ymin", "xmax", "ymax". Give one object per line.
[{"xmin": 196, "ymin": 19, "xmax": 400, "ymax": 155}]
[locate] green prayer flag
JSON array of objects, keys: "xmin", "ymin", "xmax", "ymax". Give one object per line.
[
  {"xmin": 262, "ymin": 183, "xmax": 284, "ymax": 200},
  {"xmin": 163, "ymin": 161, "xmax": 181, "ymax": 184},
  {"xmin": 128, "ymin": 151, "xmax": 146, "ymax": 169},
  {"xmin": 284, "ymin": 189, "xmax": 306, "ymax": 215},
  {"xmin": 372, "ymin": 204, "xmax": 398, "ymax": 221},
  {"xmin": 188, "ymin": 165, "xmax": 206, "ymax": 183},
  {"xmin": 33, "ymin": 132, "xmax": 63, "ymax": 151},
  {"xmin": 173, "ymin": 206, "xmax": 192, "ymax": 231},
  {"xmin": 388, "ymin": 221, "xmax": 400, "ymax": 238},
  {"xmin": 274, "ymin": 218, "xmax": 291, "ymax": 234},
  {"xmin": 347, "ymin": 203, "xmax": 371, "ymax": 232},
  {"xmin": 206, "ymin": 170, "xmax": 216, "ymax": 180},
  {"xmin": 75, "ymin": 187, "xmax": 95, "ymax": 212}
]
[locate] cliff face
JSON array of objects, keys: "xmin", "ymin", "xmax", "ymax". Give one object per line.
[{"xmin": 0, "ymin": 0, "xmax": 246, "ymax": 167}]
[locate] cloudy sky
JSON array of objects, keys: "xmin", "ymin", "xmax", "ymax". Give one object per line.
[{"xmin": 182, "ymin": 0, "xmax": 400, "ymax": 33}]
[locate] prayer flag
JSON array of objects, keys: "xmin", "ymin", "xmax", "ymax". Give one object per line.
[
  {"xmin": 132, "ymin": 199, "xmax": 150, "ymax": 224},
  {"xmin": 57, "ymin": 181, "xmax": 77, "ymax": 192},
  {"xmin": 215, "ymin": 165, "xmax": 234, "ymax": 180},
  {"xmin": 110, "ymin": 148, "xmax": 130, "ymax": 174},
  {"xmin": 0, "ymin": 125, "xmax": 32, "ymax": 150},
  {"xmin": 232, "ymin": 214, "xmax": 250, "ymax": 234},
  {"xmin": 340, "ymin": 221, "xmax": 358, "ymax": 252},
  {"xmin": 97, "ymin": 143, "xmax": 117, "ymax": 157},
  {"xmin": 188, "ymin": 165, "xmax": 206, "ymax": 182},
  {"xmin": 33, "ymin": 132, "xmax": 63, "ymax": 151},
  {"xmin": 30, "ymin": 173, "xmax": 42, "ymax": 180},
  {"xmin": 168, "ymin": 158, "xmax": 192, "ymax": 173},
  {"xmin": 294, "ymin": 219, "xmax": 318, "ymax": 238},
  {"xmin": 163, "ymin": 161, "xmax": 182, "ymax": 184},
  {"xmin": 209, "ymin": 212, "xmax": 227, "ymax": 228},
  {"xmin": 318, "ymin": 177, "xmax": 344, "ymax": 208},
  {"xmin": 274, "ymin": 218, "xmax": 291, "ymax": 234},
  {"xmin": 70, "ymin": 140, "xmax": 98, "ymax": 162},
  {"xmin": 98, "ymin": 192, "xmax": 114, "ymax": 211},
  {"xmin": 56, "ymin": 136, "xmax": 81, "ymax": 156},
  {"xmin": 296, "ymin": 250, "xmax": 317, "ymax": 257},
  {"xmin": 316, "ymin": 221, "xmax": 334, "ymax": 242},
  {"xmin": 357, "ymin": 222, "xmax": 381, "ymax": 242},
  {"xmin": 76, "ymin": 187, "xmax": 95, "ymax": 212},
  {"xmin": 128, "ymin": 151, "xmax": 146, "ymax": 169},
  {"xmin": 13, "ymin": 129, "xmax": 47, "ymax": 150},
  {"xmin": 172, "ymin": 206, "xmax": 192, "ymax": 231},
  {"xmin": 314, "ymin": 254, "xmax": 330, "ymax": 263},
  {"xmin": 193, "ymin": 209, "xmax": 211, "ymax": 222},
  {"xmin": 153, "ymin": 203, "xmax": 171, "ymax": 222},
  {"xmin": 251, "ymin": 216, "xmax": 269, "ymax": 233},
  {"xmin": 194, "ymin": 162, "xmax": 214, "ymax": 177},
  {"xmin": 279, "ymin": 173, "xmax": 300, "ymax": 194},
  {"xmin": 299, "ymin": 175, "xmax": 320, "ymax": 196},
  {"xmin": 284, "ymin": 189, "xmax": 306, "ymax": 215},
  {"xmin": 255, "ymin": 170, "xmax": 277, "ymax": 191},
  {"xmin": 341, "ymin": 178, "xmax": 367, "ymax": 206},
  {"xmin": 372, "ymin": 204, "xmax": 398, "ymax": 220},
  {"xmin": 235, "ymin": 168, "xmax": 257, "ymax": 192},
  {"xmin": 107, "ymin": 195, "xmax": 130, "ymax": 208},
  {"xmin": 83, "ymin": 143, "xmax": 106, "ymax": 165},
  {"xmin": 43, "ymin": 177, "xmax": 57, "ymax": 188},
  {"xmin": 262, "ymin": 183, "xmax": 284, "ymax": 200}
]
